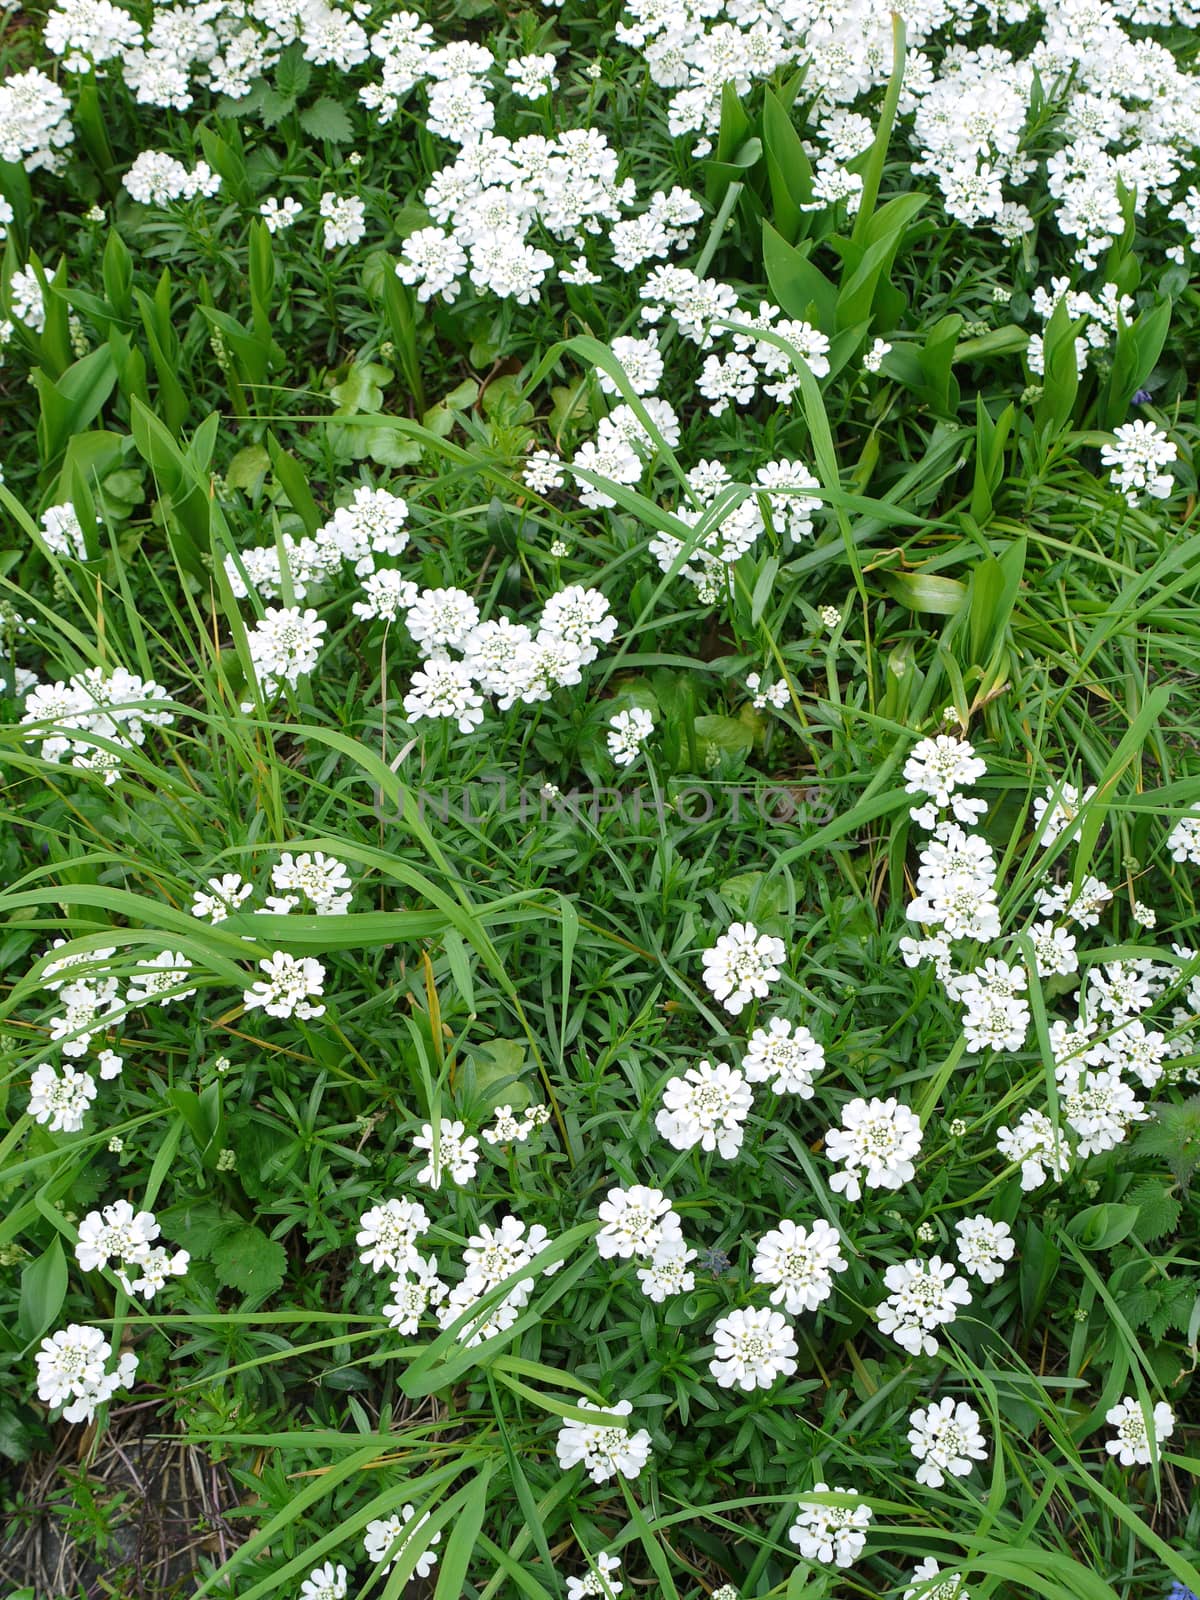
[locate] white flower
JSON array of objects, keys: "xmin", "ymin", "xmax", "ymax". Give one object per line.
[
  {"xmin": 404, "ymin": 658, "xmax": 485, "ymax": 732},
  {"xmin": 299, "ymin": 1560, "xmax": 347, "ymax": 1600},
  {"xmin": 40, "ymin": 502, "xmax": 91, "ymax": 560},
  {"xmin": 243, "ymin": 952, "xmax": 326, "ymax": 1019},
  {"xmin": 260, "ymin": 196, "xmax": 302, "ymax": 232},
  {"xmin": 1105, "ymin": 1396, "xmax": 1175, "ymax": 1465},
  {"xmin": 566, "ymin": 1550, "xmax": 622, "ymax": 1599},
  {"xmin": 75, "ymin": 1199, "xmax": 158, "ymax": 1273},
  {"xmin": 381, "ymin": 1254, "xmax": 447, "ymax": 1334},
  {"xmin": 412, "ymin": 1118, "xmax": 480, "ymax": 1187},
  {"xmin": 607, "ymin": 707, "xmax": 654, "ymax": 767},
  {"xmin": 35, "ymin": 1324, "xmax": 137, "ymax": 1424},
  {"xmin": 1033, "ymin": 782, "xmax": 1096, "ymax": 847},
  {"xmin": 596, "ymin": 1185, "xmax": 682, "ymax": 1260},
  {"xmin": 701, "ymin": 922, "xmax": 786, "ymax": 1015},
  {"xmin": 788, "ymin": 1484, "xmax": 872, "ymax": 1567},
  {"xmin": 905, "ymin": 1558, "xmax": 970, "ymax": 1600},
  {"xmin": 876, "ymin": 1256, "xmax": 972, "ymax": 1357},
  {"xmin": 124, "ymin": 151, "xmax": 219, "ymax": 205},
  {"xmin": 826, "ymin": 1096, "xmax": 923, "ymax": 1201},
  {"xmin": 127, "ymin": 950, "xmax": 195, "ymax": 1008},
  {"xmin": 192, "ymin": 873, "xmax": 253, "ymax": 922},
  {"xmin": 356, "ymin": 1198, "xmax": 430, "ymax": 1273},
  {"xmin": 28, "ymin": 1061, "xmax": 97, "ymax": 1132},
  {"xmin": 904, "ymin": 735, "xmax": 987, "ymax": 823},
  {"xmin": 118, "ymin": 1245, "xmax": 190, "ymax": 1299},
  {"xmin": 319, "ymin": 192, "xmax": 366, "ymax": 249},
  {"xmin": 907, "ymin": 1397, "xmax": 989, "ymax": 1487},
  {"xmin": 506, "ymin": 50, "xmax": 556, "ymax": 98},
  {"xmin": 363, "ymin": 1505, "xmax": 440, "ymax": 1576},
  {"xmin": 996, "ymin": 1108, "xmax": 1072, "ymax": 1190},
  {"xmin": 752, "ymin": 1219, "xmax": 848, "ymax": 1313},
  {"xmin": 636, "ymin": 1244, "xmax": 696, "ymax": 1302},
  {"xmin": 954, "ymin": 1216, "xmax": 1014, "ymax": 1284},
  {"xmin": 272, "ymin": 852, "xmax": 353, "ymax": 915},
  {"xmin": 1100, "ymin": 420, "xmax": 1176, "ymax": 506},
  {"xmin": 743, "ymin": 1018, "xmax": 824, "ymax": 1095},
  {"xmin": 863, "ymin": 338, "xmax": 891, "ymax": 373},
  {"xmin": 745, "ymin": 672, "xmax": 790, "ymax": 710},
  {"xmin": 597, "ymin": 333, "xmax": 663, "ymax": 397},
  {"xmin": 755, "ymin": 460, "xmax": 821, "ymax": 543},
  {"xmin": 247, "ymin": 606, "xmax": 326, "ymax": 693},
  {"xmin": 555, "ymin": 1399, "xmax": 653, "ymax": 1483},
  {"xmin": 709, "ymin": 1305, "xmax": 798, "ymax": 1391},
  {"xmin": 655, "ymin": 1058, "xmax": 753, "ymax": 1159},
  {"xmin": 1166, "ymin": 811, "xmax": 1200, "ymax": 866},
  {"xmin": 1063, "ymin": 1067, "xmax": 1146, "ymax": 1157}
]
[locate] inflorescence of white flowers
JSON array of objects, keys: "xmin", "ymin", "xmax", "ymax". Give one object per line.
[
  {"xmin": 221, "ymin": 479, "xmax": 623, "ymax": 732},
  {"xmin": 35, "ymin": 1323, "xmax": 138, "ymax": 1425},
  {"xmin": 75, "ymin": 1199, "xmax": 189, "ymax": 1300}
]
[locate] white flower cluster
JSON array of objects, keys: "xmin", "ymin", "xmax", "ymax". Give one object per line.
[
  {"xmin": 555, "ymin": 1399, "xmax": 653, "ymax": 1484},
  {"xmin": 40, "ymin": 502, "xmax": 93, "ymax": 561},
  {"xmin": 531, "ymin": 293, "xmax": 824, "ymax": 604},
  {"xmin": 25, "ymin": 939, "xmax": 201, "ymax": 1134},
  {"xmin": 358, "ymin": 1183, "xmax": 563, "ymax": 1350},
  {"xmin": 1105, "ymin": 1395, "xmax": 1176, "ymax": 1465},
  {"xmin": 789, "ymin": 1485, "xmax": 872, "ymax": 1568},
  {"xmin": 1100, "ymin": 419, "xmax": 1178, "ymax": 506},
  {"xmin": 21, "ymin": 665, "xmax": 175, "ymax": 784},
  {"xmin": 902, "ymin": 735, "xmax": 1190, "ymax": 1194},
  {"xmin": 123, "ymin": 150, "xmax": 221, "ymax": 204},
  {"xmin": 246, "ymin": 605, "xmax": 327, "ymax": 696},
  {"xmin": 363, "ymin": 1505, "xmax": 441, "ymax": 1578},
  {"xmin": 243, "ymin": 951, "xmax": 327, "ymax": 1018},
  {"xmin": 565, "ymin": 1550, "xmax": 622, "ymax": 1600},
  {"xmin": 610, "ymin": 0, "xmax": 1200, "ymax": 266},
  {"xmin": 482, "ymin": 1102, "xmax": 552, "ymax": 1146},
  {"xmin": 400, "ymin": 584, "xmax": 619, "ymax": 735},
  {"xmin": 227, "ymin": 486, "xmax": 410, "ymax": 602},
  {"xmin": 76, "ymin": 1199, "xmax": 189, "ymax": 1300},
  {"xmin": 907, "ymin": 1397, "xmax": 989, "ymax": 1487},
  {"xmin": 826, "ymin": 1096, "xmax": 923, "ymax": 1201},
  {"xmin": 228, "ymin": 485, "xmax": 620, "ymax": 734},
  {"xmin": 35, "ymin": 1323, "xmax": 138, "ymax": 1424},
  {"xmin": 876, "ymin": 1255, "xmax": 973, "ymax": 1357},
  {"xmin": 607, "ymin": 707, "xmax": 654, "ymax": 767},
  {"xmin": 193, "ymin": 852, "xmax": 354, "ymax": 920},
  {"xmin": 0, "ymin": 69, "xmax": 73, "ymax": 170},
  {"xmin": 1026, "ymin": 279, "xmax": 1135, "ymax": 381},
  {"xmin": 701, "ymin": 920, "xmax": 787, "ymax": 1014}
]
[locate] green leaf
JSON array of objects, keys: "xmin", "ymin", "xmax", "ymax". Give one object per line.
[
  {"xmin": 763, "ymin": 222, "xmax": 836, "ymax": 329},
  {"xmin": 877, "ymin": 569, "xmax": 966, "ymax": 615},
  {"xmin": 18, "ymin": 1237, "xmax": 68, "ymax": 1343},
  {"xmin": 470, "ymin": 1040, "xmax": 530, "ymax": 1112},
  {"xmin": 1066, "ymin": 1204, "xmax": 1141, "ymax": 1251},
  {"xmin": 719, "ymin": 870, "xmax": 788, "ymax": 923},
  {"xmin": 299, "ymin": 96, "xmax": 354, "ymax": 143},
  {"xmin": 226, "ymin": 444, "xmax": 271, "ymax": 492},
  {"xmin": 693, "ymin": 714, "xmax": 754, "ymax": 754},
  {"xmin": 213, "ymin": 1224, "xmax": 288, "ymax": 1297},
  {"xmin": 761, "ymin": 87, "xmax": 814, "ymax": 243},
  {"xmin": 330, "ymin": 361, "xmax": 391, "ymax": 415}
]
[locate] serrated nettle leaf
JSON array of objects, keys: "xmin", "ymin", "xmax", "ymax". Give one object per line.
[
  {"xmin": 299, "ymin": 96, "xmax": 354, "ymax": 143},
  {"xmin": 213, "ymin": 1224, "xmax": 288, "ymax": 1297}
]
